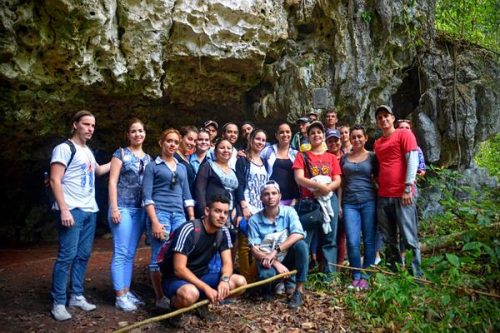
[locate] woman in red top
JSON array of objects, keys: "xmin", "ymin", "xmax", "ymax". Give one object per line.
[{"xmin": 293, "ymin": 121, "xmax": 342, "ymax": 275}]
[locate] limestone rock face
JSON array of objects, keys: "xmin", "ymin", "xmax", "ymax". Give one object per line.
[
  {"xmin": 414, "ymin": 44, "xmax": 500, "ymax": 166},
  {"xmin": 0, "ymin": 0, "xmax": 499, "ymax": 242},
  {"xmin": 1, "ymin": 0, "xmax": 498, "ymax": 163}
]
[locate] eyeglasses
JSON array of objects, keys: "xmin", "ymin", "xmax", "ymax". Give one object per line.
[
  {"xmin": 139, "ymin": 160, "xmax": 144, "ymax": 175},
  {"xmin": 170, "ymin": 171, "xmax": 178, "ymax": 189},
  {"xmin": 397, "ymin": 119, "xmax": 411, "ymax": 124}
]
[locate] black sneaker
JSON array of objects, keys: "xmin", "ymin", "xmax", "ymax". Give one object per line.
[
  {"xmin": 168, "ymin": 313, "xmax": 185, "ymax": 328},
  {"xmin": 288, "ymin": 290, "xmax": 304, "ymax": 309},
  {"xmin": 195, "ymin": 304, "xmax": 216, "ymax": 321}
]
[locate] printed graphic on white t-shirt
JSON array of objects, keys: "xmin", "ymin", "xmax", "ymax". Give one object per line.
[{"xmin": 244, "ymin": 162, "xmax": 269, "ymax": 215}]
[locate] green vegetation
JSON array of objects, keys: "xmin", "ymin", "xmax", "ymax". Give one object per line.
[
  {"xmin": 435, "ymin": 0, "xmax": 499, "ymax": 51},
  {"xmin": 422, "ymin": 166, "xmax": 499, "ymax": 236},
  {"xmin": 475, "ymin": 133, "xmax": 500, "ymax": 178},
  {"xmin": 360, "ymin": 10, "xmax": 373, "ymax": 24},
  {"xmin": 307, "ymin": 167, "xmax": 500, "ymax": 331}
]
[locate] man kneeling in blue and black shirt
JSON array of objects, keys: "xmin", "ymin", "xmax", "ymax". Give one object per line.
[{"xmin": 161, "ymin": 195, "xmax": 247, "ymax": 327}]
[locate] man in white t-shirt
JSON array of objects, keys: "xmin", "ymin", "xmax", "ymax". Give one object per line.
[{"xmin": 49, "ymin": 110, "xmax": 110, "ymax": 321}]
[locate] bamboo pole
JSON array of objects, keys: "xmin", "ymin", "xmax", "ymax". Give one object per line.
[
  {"xmin": 113, "ymin": 270, "xmax": 297, "ymax": 333},
  {"xmin": 332, "ymin": 263, "xmax": 500, "ymax": 299}
]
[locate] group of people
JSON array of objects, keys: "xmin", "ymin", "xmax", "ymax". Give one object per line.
[{"xmin": 48, "ymin": 105, "xmax": 425, "ymax": 324}]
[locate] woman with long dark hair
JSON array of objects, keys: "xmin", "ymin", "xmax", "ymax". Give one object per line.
[
  {"xmin": 340, "ymin": 125, "xmax": 378, "ymax": 290},
  {"xmin": 194, "ymin": 138, "xmax": 239, "ymax": 221},
  {"xmin": 261, "ymin": 122, "xmax": 299, "ymax": 206},
  {"xmin": 108, "ymin": 118, "xmax": 151, "ymax": 311},
  {"xmin": 194, "ymin": 138, "xmax": 239, "ymax": 276},
  {"xmin": 236, "ymin": 129, "xmax": 269, "ymax": 281},
  {"xmin": 237, "ymin": 129, "xmax": 269, "ymax": 221}
]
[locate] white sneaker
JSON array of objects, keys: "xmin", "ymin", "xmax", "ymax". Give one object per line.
[
  {"xmin": 51, "ymin": 303, "xmax": 72, "ymax": 321},
  {"xmin": 155, "ymin": 296, "xmax": 170, "ymax": 310},
  {"xmin": 374, "ymin": 257, "xmax": 382, "ymax": 265},
  {"xmin": 69, "ymin": 295, "xmax": 97, "ymax": 312},
  {"xmin": 127, "ymin": 291, "xmax": 145, "ymax": 306},
  {"xmin": 116, "ymin": 295, "xmax": 137, "ymax": 312}
]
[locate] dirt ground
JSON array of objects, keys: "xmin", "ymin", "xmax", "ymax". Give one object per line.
[{"xmin": 0, "ymin": 236, "xmax": 350, "ymax": 332}]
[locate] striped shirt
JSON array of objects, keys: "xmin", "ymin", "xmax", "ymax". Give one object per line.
[{"xmin": 164, "ymin": 221, "xmax": 232, "ymax": 277}]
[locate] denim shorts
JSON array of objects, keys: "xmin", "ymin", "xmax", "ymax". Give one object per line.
[
  {"xmin": 163, "ymin": 272, "xmax": 221, "ymax": 299},
  {"xmin": 147, "ymin": 209, "xmax": 186, "ymax": 271}
]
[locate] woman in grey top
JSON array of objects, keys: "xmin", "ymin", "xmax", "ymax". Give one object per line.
[{"xmin": 340, "ymin": 125, "xmax": 378, "ymax": 290}]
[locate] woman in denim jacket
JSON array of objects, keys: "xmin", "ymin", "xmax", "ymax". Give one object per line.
[{"xmin": 108, "ymin": 118, "xmax": 152, "ymax": 311}]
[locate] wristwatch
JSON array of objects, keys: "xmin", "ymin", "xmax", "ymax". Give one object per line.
[
  {"xmin": 404, "ymin": 184, "xmax": 413, "ymax": 194},
  {"xmin": 220, "ymin": 275, "xmax": 230, "ymax": 283}
]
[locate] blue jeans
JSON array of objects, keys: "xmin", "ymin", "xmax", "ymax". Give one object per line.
[
  {"xmin": 377, "ymin": 197, "xmax": 422, "ymax": 276},
  {"xmin": 305, "ymin": 193, "xmax": 339, "ymax": 273},
  {"xmin": 147, "ymin": 210, "xmax": 186, "ymax": 272},
  {"xmin": 257, "ymin": 240, "xmax": 309, "ymax": 294},
  {"xmin": 343, "ymin": 201, "xmax": 377, "ymax": 280},
  {"xmin": 51, "ymin": 209, "xmax": 96, "ymax": 305},
  {"xmin": 108, "ymin": 207, "xmax": 146, "ymax": 292}
]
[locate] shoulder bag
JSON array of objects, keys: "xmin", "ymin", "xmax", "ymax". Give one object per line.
[{"xmin": 295, "ymin": 152, "xmax": 323, "ymax": 230}]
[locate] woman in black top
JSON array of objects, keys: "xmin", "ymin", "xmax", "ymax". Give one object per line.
[
  {"xmin": 261, "ymin": 122, "xmax": 300, "ymax": 206},
  {"xmin": 194, "ymin": 138, "xmax": 239, "ymax": 223}
]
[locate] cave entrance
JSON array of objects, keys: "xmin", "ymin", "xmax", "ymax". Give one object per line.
[{"xmin": 391, "ymin": 65, "xmax": 421, "ymax": 120}]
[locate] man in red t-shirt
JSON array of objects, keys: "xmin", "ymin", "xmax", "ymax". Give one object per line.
[{"xmin": 374, "ymin": 105, "xmax": 422, "ymax": 277}]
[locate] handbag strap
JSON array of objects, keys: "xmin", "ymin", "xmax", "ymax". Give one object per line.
[{"xmin": 302, "ymin": 152, "xmax": 313, "ymax": 178}]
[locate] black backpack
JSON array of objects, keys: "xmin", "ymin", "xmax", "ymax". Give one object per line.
[
  {"xmin": 157, "ymin": 219, "xmax": 224, "ymax": 275},
  {"xmin": 45, "ymin": 139, "xmax": 77, "ymax": 206}
]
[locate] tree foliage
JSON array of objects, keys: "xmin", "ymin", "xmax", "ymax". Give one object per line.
[{"xmin": 435, "ymin": 0, "xmax": 499, "ymax": 51}]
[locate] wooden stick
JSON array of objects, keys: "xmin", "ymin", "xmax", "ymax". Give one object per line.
[
  {"xmin": 113, "ymin": 270, "xmax": 297, "ymax": 333},
  {"xmin": 332, "ymin": 263, "xmax": 500, "ymax": 299}
]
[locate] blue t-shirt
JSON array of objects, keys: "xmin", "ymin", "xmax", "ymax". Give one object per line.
[{"xmin": 113, "ymin": 147, "xmax": 152, "ymax": 208}]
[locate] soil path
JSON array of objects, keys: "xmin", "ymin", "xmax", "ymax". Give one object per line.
[{"xmin": 0, "ymin": 237, "xmax": 349, "ymax": 332}]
